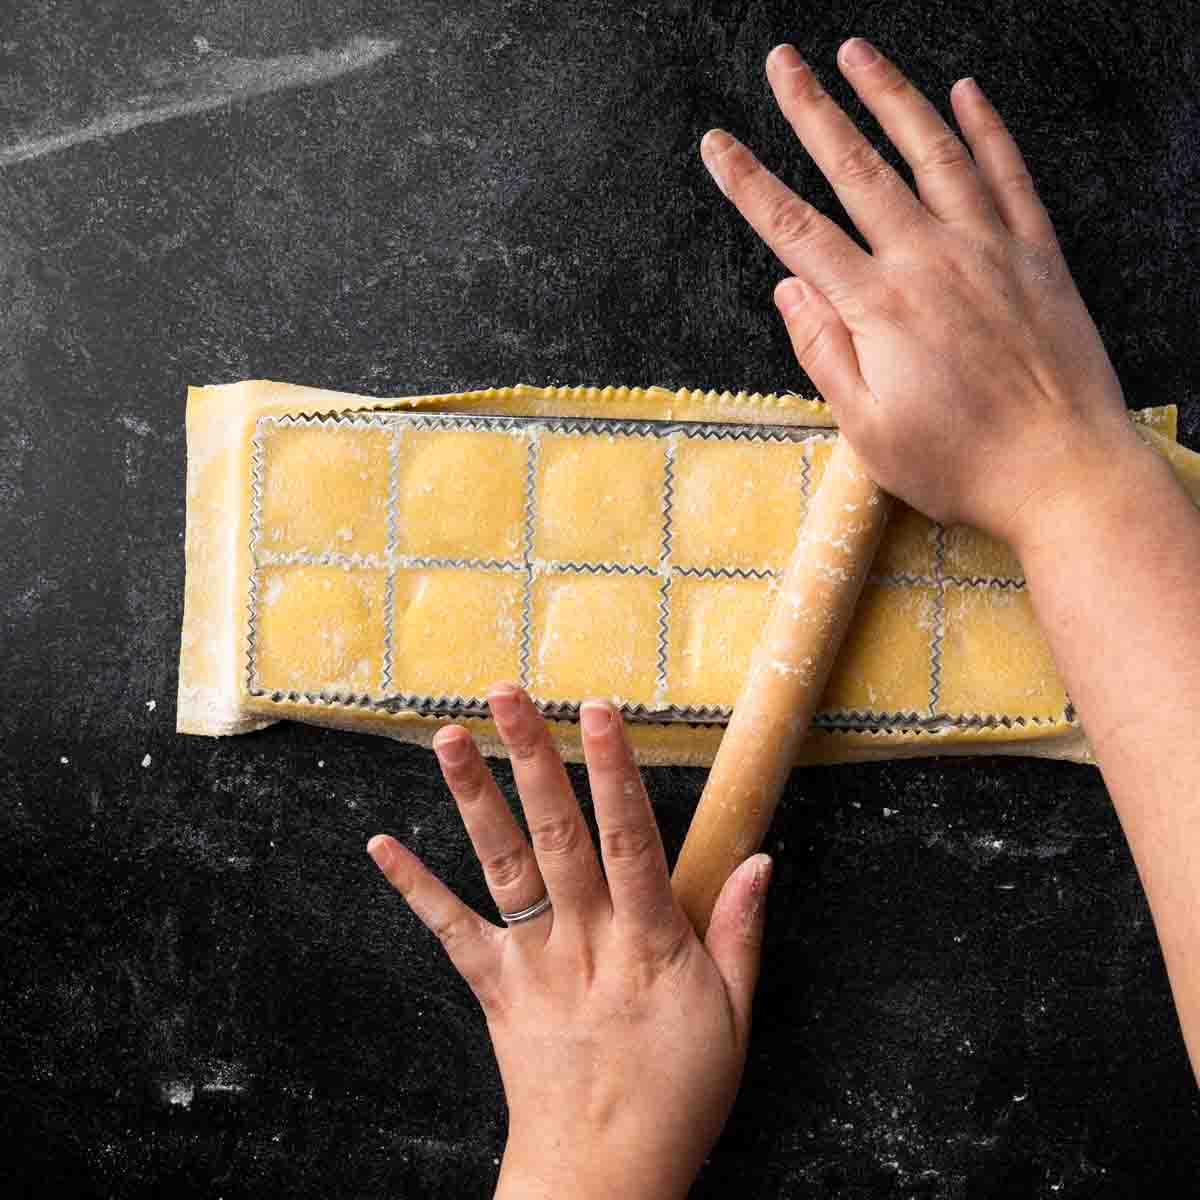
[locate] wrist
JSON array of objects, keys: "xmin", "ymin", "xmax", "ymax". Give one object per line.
[
  {"xmin": 1001, "ymin": 416, "xmax": 1157, "ymax": 563},
  {"xmin": 495, "ymin": 1132, "xmax": 693, "ymax": 1200}
]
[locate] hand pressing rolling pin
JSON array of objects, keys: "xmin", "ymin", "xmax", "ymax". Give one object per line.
[{"xmin": 366, "ymin": 37, "xmax": 1200, "ymax": 1200}]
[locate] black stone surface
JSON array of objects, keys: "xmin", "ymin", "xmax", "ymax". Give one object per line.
[{"xmin": 2, "ymin": 2, "xmax": 1198, "ymax": 1196}]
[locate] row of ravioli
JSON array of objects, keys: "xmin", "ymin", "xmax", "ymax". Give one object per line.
[
  {"xmin": 254, "ymin": 420, "xmax": 1026, "ymax": 579},
  {"xmin": 248, "ymin": 560, "xmax": 1062, "ymax": 721}
]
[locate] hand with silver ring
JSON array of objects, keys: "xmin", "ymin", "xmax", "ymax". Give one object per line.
[
  {"xmin": 497, "ymin": 893, "xmax": 552, "ymax": 925},
  {"xmin": 367, "ymin": 683, "xmax": 772, "ymax": 1200}
]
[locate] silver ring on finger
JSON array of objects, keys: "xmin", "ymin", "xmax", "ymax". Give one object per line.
[{"xmin": 499, "ymin": 893, "xmax": 552, "ymax": 926}]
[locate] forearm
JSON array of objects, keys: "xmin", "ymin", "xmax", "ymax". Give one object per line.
[{"xmin": 1013, "ymin": 431, "xmax": 1200, "ymax": 1074}]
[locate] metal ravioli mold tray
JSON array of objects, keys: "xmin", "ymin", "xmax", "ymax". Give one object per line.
[{"xmin": 242, "ymin": 410, "xmax": 1069, "ymax": 732}]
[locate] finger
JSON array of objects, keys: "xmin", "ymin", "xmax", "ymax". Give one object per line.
[
  {"xmin": 704, "ymin": 853, "xmax": 773, "ymax": 1041},
  {"xmin": 773, "ymin": 277, "xmax": 869, "ymax": 413},
  {"xmin": 700, "ymin": 128, "xmax": 874, "ymax": 299},
  {"xmin": 367, "ymin": 835, "xmax": 500, "ymax": 1002},
  {"xmin": 487, "ymin": 683, "xmax": 607, "ymax": 921},
  {"xmin": 579, "ymin": 701, "xmax": 680, "ymax": 936},
  {"xmin": 758, "ymin": 44, "xmax": 925, "ymax": 248},
  {"xmin": 432, "ymin": 725, "xmax": 548, "ymax": 933},
  {"xmin": 818, "ymin": 39, "xmax": 997, "ymax": 229},
  {"xmin": 950, "ymin": 76, "xmax": 1059, "ymax": 249}
]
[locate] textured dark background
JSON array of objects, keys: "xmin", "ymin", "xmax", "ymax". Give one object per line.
[{"xmin": 2, "ymin": 1, "xmax": 1199, "ymax": 1197}]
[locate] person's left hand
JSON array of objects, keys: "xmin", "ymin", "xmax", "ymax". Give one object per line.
[{"xmin": 367, "ymin": 684, "xmax": 773, "ymax": 1200}]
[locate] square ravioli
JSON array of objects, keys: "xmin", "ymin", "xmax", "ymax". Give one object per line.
[
  {"xmin": 395, "ymin": 428, "xmax": 527, "ymax": 562},
  {"xmin": 257, "ymin": 422, "xmax": 390, "ymax": 558},
  {"xmin": 665, "ymin": 574, "xmax": 776, "ymax": 708},
  {"xmin": 942, "ymin": 525, "xmax": 1024, "ymax": 582},
  {"xmin": 875, "ymin": 503, "xmax": 939, "ymax": 577},
  {"xmin": 671, "ymin": 437, "xmax": 807, "ymax": 569},
  {"xmin": 821, "ymin": 582, "xmax": 938, "ymax": 715},
  {"xmin": 533, "ymin": 432, "xmax": 665, "ymax": 566},
  {"xmin": 531, "ymin": 570, "xmax": 660, "ymax": 704},
  {"xmin": 390, "ymin": 568, "xmax": 522, "ymax": 698},
  {"xmin": 253, "ymin": 563, "xmax": 387, "ymax": 696},
  {"xmin": 938, "ymin": 583, "xmax": 1066, "ymax": 718}
]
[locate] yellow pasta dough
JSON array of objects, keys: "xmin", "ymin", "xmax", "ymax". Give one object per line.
[{"xmin": 177, "ymin": 381, "xmax": 1200, "ymax": 766}]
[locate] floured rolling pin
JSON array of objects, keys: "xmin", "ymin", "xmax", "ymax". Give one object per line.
[{"xmin": 671, "ymin": 435, "xmax": 891, "ymax": 935}]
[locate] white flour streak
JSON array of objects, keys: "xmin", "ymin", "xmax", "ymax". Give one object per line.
[
  {"xmin": 160, "ymin": 1061, "xmax": 250, "ymax": 1106},
  {"xmin": 0, "ymin": 37, "xmax": 398, "ymax": 167}
]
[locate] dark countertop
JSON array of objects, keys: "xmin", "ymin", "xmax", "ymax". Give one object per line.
[{"xmin": 2, "ymin": 2, "xmax": 1198, "ymax": 1196}]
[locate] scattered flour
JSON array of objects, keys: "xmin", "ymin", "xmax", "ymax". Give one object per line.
[{"xmin": 161, "ymin": 1079, "xmax": 195, "ymax": 1108}]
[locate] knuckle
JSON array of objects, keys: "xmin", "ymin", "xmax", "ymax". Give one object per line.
[
  {"xmin": 445, "ymin": 761, "xmax": 487, "ymax": 800},
  {"xmin": 482, "ymin": 846, "xmax": 529, "ymax": 890},
  {"xmin": 973, "ymin": 108, "xmax": 1009, "ymax": 139},
  {"xmin": 1000, "ymin": 167, "xmax": 1036, "ymax": 196},
  {"xmin": 792, "ymin": 320, "xmax": 832, "ymax": 368},
  {"xmin": 388, "ymin": 865, "xmax": 418, "ymax": 897},
  {"xmin": 874, "ymin": 68, "xmax": 912, "ymax": 102},
  {"xmin": 916, "ymin": 131, "xmax": 970, "ymax": 174},
  {"xmin": 600, "ymin": 824, "xmax": 657, "ymax": 864},
  {"xmin": 832, "ymin": 140, "xmax": 890, "ymax": 188},
  {"xmin": 507, "ymin": 731, "xmax": 545, "ymax": 762},
  {"xmin": 765, "ymin": 191, "xmax": 821, "ymax": 247},
  {"xmin": 431, "ymin": 912, "xmax": 474, "ymax": 954},
  {"xmin": 787, "ymin": 67, "xmax": 828, "ymax": 107},
  {"xmin": 529, "ymin": 815, "xmax": 583, "ymax": 857},
  {"xmin": 586, "ymin": 738, "xmax": 629, "ymax": 773},
  {"xmin": 717, "ymin": 142, "xmax": 759, "ymax": 196}
]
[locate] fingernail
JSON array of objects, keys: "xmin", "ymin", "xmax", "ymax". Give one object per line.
[
  {"xmin": 769, "ymin": 43, "xmax": 806, "ymax": 71},
  {"xmin": 842, "ymin": 38, "xmax": 878, "ymax": 68},
  {"xmin": 752, "ymin": 853, "xmax": 774, "ymax": 893},
  {"xmin": 702, "ymin": 127, "xmax": 734, "ymax": 157},
  {"xmin": 701, "ymin": 129, "xmax": 735, "ymax": 197},
  {"xmin": 487, "ymin": 682, "xmax": 521, "ymax": 720},
  {"xmin": 433, "ymin": 728, "xmax": 470, "ymax": 766},
  {"xmin": 367, "ymin": 836, "xmax": 392, "ymax": 870},
  {"xmin": 741, "ymin": 855, "xmax": 773, "ymax": 934},
  {"xmin": 957, "ymin": 76, "xmax": 982, "ymax": 98},
  {"xmin": 775, "ymin": 276, "xmax": 808, "ymax": 313},
  {"xmin": 580, "ymin": 700, "xmax": 613, "ymax": 735}
]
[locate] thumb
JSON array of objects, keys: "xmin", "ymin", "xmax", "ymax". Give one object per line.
[
  {"xmin": 704, "ymin": 853, "xmax": 773, "ymax": 1039},
  {"xmin": 773, "ymin": 276, "xmax": 865, "ymax": 409}
]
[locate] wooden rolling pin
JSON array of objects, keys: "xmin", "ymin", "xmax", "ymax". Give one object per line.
[{"xmin": 671, "ymin": 435, "xmax": 891, "ymax": 935}]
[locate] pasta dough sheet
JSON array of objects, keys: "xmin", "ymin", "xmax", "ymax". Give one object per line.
[{"xmin": 177, "ymin": 381, "xmax": 1200, "ymax": 766}]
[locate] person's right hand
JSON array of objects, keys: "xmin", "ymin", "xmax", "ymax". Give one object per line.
[{"xmin": 701, "ymin": 38, "xmax": 1141, "ymax": 550}]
